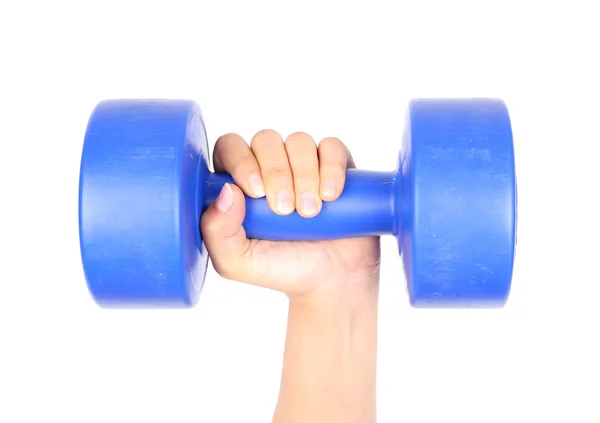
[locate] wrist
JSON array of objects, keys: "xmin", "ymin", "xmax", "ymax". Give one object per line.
[
  {"xmin": 286, "ymin": 273, "xmax": 379, "ymax": 342},
  {"xmin": 288, "ymin": 269, "xmax": 380, "ymax": 311}
]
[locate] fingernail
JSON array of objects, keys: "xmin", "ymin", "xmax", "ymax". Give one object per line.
[
  {"xmin": 322, "ymin": 179, "xmax": 336, "ymax": 198},
  {"xmin": 215, "ymin": 183, "xmax": 235, "ymax": 213},
  {"xmin": 276, "ymin": 190, "xmax": 294, "ymax": 214},
  {"xmin": 299, "ymin": 192, "xmax": 317, "ymax": 216},
  {"xmin": 249, "ymin": 172, "xmax": 265, "ymax": 197}
]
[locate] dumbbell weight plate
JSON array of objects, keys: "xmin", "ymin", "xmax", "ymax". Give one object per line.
[
  {"xmin": 402, "ymin": 99, "xmax": 516, "ymax": 307},
  {"xmin": 79, "ymin": 100, "xmax": 210, "ymax": 307}
]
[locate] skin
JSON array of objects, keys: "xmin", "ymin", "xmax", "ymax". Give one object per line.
[{"xmin": 201, "ymin": 130, "xmax": 380, "ymax": 423}]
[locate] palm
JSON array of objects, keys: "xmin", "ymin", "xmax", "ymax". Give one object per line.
[{"xmin": 247, "ymin": 236, "xmax": 380, "ymax": 295}]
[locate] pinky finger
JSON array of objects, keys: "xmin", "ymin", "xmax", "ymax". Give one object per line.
[{"xmin": 317, "ymin": 137, "xmax": 354, "ymax": 201}]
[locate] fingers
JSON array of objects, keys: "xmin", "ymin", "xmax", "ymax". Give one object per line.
[
  {"xmin": 200, "ymin": 183, "xmax": 251, "ymax": 280},
  {"xmin": 285, "ymin": 132, "xmax": 321, "ymax": 217},
  {"xmin": 213, "ymin": 133, "xmax": 265, "ymax": 198},
  {"xmin": 318, "ymin": 137, "xmax": 355, "ymax": 201},
  {"xmin": 212, "ymin": 131, "xmax": 354, "ymax": 215},
  {"xmin": 251, "ymin": 130, "xmax": 295, "ymax": 215}
]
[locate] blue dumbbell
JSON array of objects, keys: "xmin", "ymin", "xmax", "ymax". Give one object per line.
[{"xmin": 79, "ymin": 98, "xmax": 517, "ymax": 308}]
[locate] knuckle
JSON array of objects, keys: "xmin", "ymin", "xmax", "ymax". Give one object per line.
[
  {"xmin": 292, "ymin": 170, "xmax": 318, "ymax": 187},
  {"xmin": 200, "ymin": 214, "xmax": 219, "ymax": 234},
  {"xmin": 318, "ymin": 137, "xmax": 344, "ymax": 149},
  {"xmin": 250, "ymin": 129, "xmax": 282, "ymax": 146},
  {"xmin": 237, "ymin": 154, "xmax": 258, "ymax": 172},
  {"xmin": 264, "ymin": 165, "xmax": 291, "ymax": 181},
  {"xmin": 285, "ymin": 131, "xmax": 314, "ymax": 146},
  {"xmin": 321, "ymin": 162, "xmax": 346, "ymax": 175},
  {"xmin": 293, "ymin": 180, "xmax": 310, "ymax": 194},
  {"xmin": 215, "ymin": 133, "xmax": 241, "ymax": 150},
  {"xmin": 264, "ymin": 170, "xmax": 293, "ymax": 192}
]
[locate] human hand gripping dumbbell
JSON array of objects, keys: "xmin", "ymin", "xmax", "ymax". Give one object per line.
[{"xmin": 79, "ymin": 98, "xmax": 517, "ymax": 308}]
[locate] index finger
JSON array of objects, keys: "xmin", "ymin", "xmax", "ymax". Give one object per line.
[{"xmin": 213, "ymin": 133, "xmax": 266, "ymax": 198}]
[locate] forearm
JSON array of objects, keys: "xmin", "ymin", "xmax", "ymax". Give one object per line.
[{"xmin": 272, "ymin": 278, "xmax": 379, "ymax": 423}]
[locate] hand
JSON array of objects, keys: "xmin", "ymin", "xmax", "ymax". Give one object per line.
[{"xmin": 200, "ymin": 130, "xmax": 380, "ymax": 302}]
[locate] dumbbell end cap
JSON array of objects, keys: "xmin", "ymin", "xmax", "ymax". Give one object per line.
[
  {"xmin": 79, "ymin": 99, "xmax": 210, "ymax": 308},
  {"xmin": 400, "ymin": 98, "xmax": 517, "ymax": 308}
]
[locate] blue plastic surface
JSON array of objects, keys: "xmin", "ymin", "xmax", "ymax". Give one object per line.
[
  {"xmin": 79, "ymin": 98, "xmax": 516, "ymax": 309},
  {"xmin": 401, "ymin": 99, "xmax": 516, "ymax": 307},
  {"xmin": 79, "ymin": 100, "xmax": 210, "ymax": 307}
]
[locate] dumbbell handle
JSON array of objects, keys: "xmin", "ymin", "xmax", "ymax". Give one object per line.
[{"xmin": 204, "ymin": 169, "xmax": 399, "ymax": 240}]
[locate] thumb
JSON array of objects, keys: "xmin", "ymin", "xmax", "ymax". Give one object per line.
[{"xmin": 201, "ymin": 183, "xmax": 251, "ymax": 280}]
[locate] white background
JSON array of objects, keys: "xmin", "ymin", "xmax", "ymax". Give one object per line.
[{"xmin": 1, "ymin": 1, "xmax": 599, "ymax": 422}]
